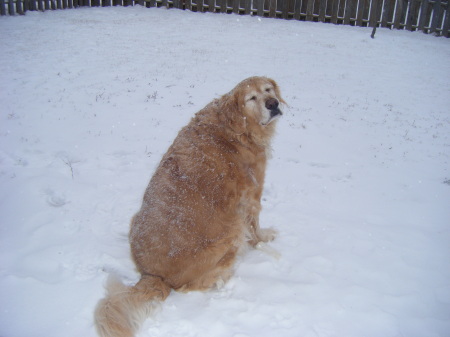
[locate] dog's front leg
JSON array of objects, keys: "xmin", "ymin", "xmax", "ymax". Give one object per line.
[{"xmin": 244, "ymin": 202, "xmax": 277, "ymax": 247}]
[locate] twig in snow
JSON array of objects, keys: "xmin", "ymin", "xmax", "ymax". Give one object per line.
[{"xmin": 61, "ymin": 158, "xmax": 75, "ymax": 179}]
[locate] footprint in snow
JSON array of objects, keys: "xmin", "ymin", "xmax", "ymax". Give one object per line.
[{"xmin": 45, "ymin": 189, "xmax": 68, "ymax": 207}]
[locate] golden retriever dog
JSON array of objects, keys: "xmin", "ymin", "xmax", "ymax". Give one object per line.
[{"xmin": 94, "ymin": 76, "xmax": 285, "ymax": 337}]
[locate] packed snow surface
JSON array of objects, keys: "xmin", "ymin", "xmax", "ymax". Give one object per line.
[{"xmin": 1, "ymin": 6, "xmax": 449, "ymax": 337}]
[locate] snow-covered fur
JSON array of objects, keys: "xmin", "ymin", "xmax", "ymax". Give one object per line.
[{"xmin": 94, "ymin": 76, "xmax": 285, "ymax": 337}]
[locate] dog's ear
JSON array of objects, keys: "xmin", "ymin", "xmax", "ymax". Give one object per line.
[
  {"xmin": 269, "ymin": 79, "xmax": 288, "ymax": 106},
  {"xmin": 220, "ymin": 90, "xmax": 247, "ymax": 135}
]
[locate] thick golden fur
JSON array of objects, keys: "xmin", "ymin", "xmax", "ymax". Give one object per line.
[{"xmin": 94, "ymin": 77, "xmax": 285, "ymax": 337}]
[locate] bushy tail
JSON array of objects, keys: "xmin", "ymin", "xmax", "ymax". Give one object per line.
[{"xmin": 94, "ymin": 274, "xmax": 171, "ymax": 337}]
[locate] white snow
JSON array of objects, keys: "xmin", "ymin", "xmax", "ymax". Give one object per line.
[{"xmin": 1, "ymin": 6, "xmax": 450, "ymax": 337}]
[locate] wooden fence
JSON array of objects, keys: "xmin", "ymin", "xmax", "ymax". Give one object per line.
[{"xmin": 1, "ymin": 0, "xmax": 449, "ymax": 37}]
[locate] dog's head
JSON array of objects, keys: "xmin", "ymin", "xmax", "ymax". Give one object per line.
[
  {"xmin": 236, "ymin": 77, "xmax": 286, "ymax": 127},
  {"xmin": 221, "ymin": 77, "xmax": 286, "ymax": 137}
]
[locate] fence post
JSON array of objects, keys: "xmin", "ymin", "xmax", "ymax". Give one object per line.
[
  {"xmin": 306, "ymin": 0, "xmax": 314, "ymax": 21},
  {"xmin": 256, "ymin": 0, "xmax": 263, "ymax": 16},
  {"xmin": 269, "ymin": 0, "xmax": 276, "ymax": 17},
  {"xmin": 220, "ymin": 0, "xmax": 226, "ymax": 12},
  {"xmin": 196, "ymin": 0, "xmax": 202, "ymax": 12}
]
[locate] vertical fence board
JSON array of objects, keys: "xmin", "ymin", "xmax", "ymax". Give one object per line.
[
  {"xmin": 370, "ymin": 0, "xmax": 381, "ymax": 26},
  {"xmin": 344, "ymin": 0, "xmax": 355, "ymax": 24},
  {"xmin": 344, "ymin": 0, "xmax": 350, "ymax": 24},
  {"xmin": 256, "ymin": 0, "xmax": 264, "ymax": 16},
  {"xmin": 405, "ymin": 0, "xmax": 414, "ymax": 30},
  {"xmin": 382, "ymin": 0, "xmax": 394, "ymax": 27},
  {"xmin": 268, "ymin": 0, "xmax": 275, "ymax": 16},
  {"xmin": 418, "ymin": 0, "xmax": 430, "ymax": 31},
  {"xmin": 0, "ymin": 0, "xmax": 5, "ymax": 15},
  {"xmin": 330, "ymin": 0, "xmax": 339, "ymax": 22},
  {"xmin": 306, "ymin": 0, "xmax": 314, "ymax": 20},
  {"xmin": 318, "ymin": 0, "xmax": 327, "ymax": 21},
  {"xmin": 276, "ymin": 0, "xmax": 282, "ymax": 15},
  {"xmin": 393, "ymin": 0, "xmax": 405, "ymax": 28},
  {"xmin": 231, "ymin": 0, "xmax": 238, "ymax": 13},
  {"xmin": 8, "ymin": 0, "xmax": 14, "ymax": 14},
  {"xmin": 287, "ymin": 0, "xmax": 295, "ymax": 17},
  {"xmin": 17, "ymin": 0, "xmax": 24, "ymax": 13},
  {"xmin": 356, "ymin": 0, "xmax": 365, "ymax": 25},
  {"xmin": 244, "ymin": 0, "xmax": 251, "ymax": 14},
  {"xmin": 363, "ymin": 0, "xmax": 371, "ymax": 24},
  {"xmin": 405, "ymin": 0, "xmax": 413, "ymax": 29},
  {"xmin": 293, "ymin": 0, "xmax": 302, "ymax": 19},
  {"xmin": 194, "ymin": 0, "xmax": 201, "ymax": 11},
  {"xmin": 281, "ymin": 0, "xmax": 288, "ymax": 18},
  {"xmin": 443, "ymin": 0, "xmax": 450, "ymax": 36},
  {"xmin": 437, "ymin": 2, "xmax": 446, "ymax": 32},
  {"xmin": 429, "ymin": 0, "xmax": 442, "ymax": 33},
  {"xmin": 336, "ymin": 0, "xmax": 344, "ymax": 20}
]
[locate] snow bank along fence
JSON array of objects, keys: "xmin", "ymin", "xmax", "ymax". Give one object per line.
[{"xmin": 1, "ymin": 0, "xmax": 449, "ymax": 37}]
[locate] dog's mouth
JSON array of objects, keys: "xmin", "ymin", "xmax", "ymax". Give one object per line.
[
  {"xmin": 261, "ymin": 108, "xmax": 283, "ymax": 126},
  {"xmin": 270, "ymin": 108, "xmax": 283, "ymax": 119}
]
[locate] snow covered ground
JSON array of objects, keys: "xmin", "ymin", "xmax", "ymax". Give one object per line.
[{"xmin": 1, "ymin": 6, "xmax": 449, "ymax": 337}]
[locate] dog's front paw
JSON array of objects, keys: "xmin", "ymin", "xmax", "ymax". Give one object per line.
[{"xmin": 257, "ymin": 227, "xmax": 277, "ymax": 242}]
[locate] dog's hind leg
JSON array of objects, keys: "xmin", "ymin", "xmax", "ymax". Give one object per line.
[{"xmin": 177, "ymin": 246, "xmax": 238, "ymax": 292}]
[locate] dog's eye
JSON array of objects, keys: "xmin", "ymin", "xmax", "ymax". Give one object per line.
[
  {"xmin": 249, "ymin": 96, "xmax": 257, "ymax": 101},
  {"xmin": 265, "ymin": 88, "xmax": 272, "ymax": 93}
]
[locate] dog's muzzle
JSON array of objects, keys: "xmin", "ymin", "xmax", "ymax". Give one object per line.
[{"xmin": 266, "ymin": 98, "xmax": 283, "ymax": 119}]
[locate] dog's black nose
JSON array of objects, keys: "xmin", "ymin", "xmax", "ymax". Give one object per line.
[{"xmin": 265, "ymin": 98, "xmax": 279, "ymax": 110}]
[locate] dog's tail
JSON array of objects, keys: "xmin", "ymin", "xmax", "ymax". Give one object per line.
[{"xmin": 94, "ymin": 274, "xmax": 171, "ymax": 337}]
